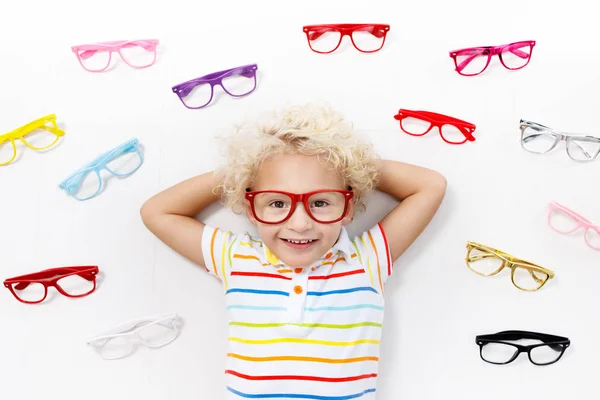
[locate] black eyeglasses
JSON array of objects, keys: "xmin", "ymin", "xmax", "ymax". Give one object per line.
[{"xmin": 475, "ymin": 330, "xmax": 570, "ymax": 366}]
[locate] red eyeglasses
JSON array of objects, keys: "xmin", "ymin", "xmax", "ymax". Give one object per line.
[
  {"xmin": 302, "ymin": 24, "xmax": 390, "ymax": 54},
  {"xmin": 3, "ymin": 265, "xmax": 99, "ymax": 304},
  {"xmin": 245, "ymin": 189, "xmax": 354, "ymax": 224},
  {"xmin": 393, "ymin": 109, "xmax": 477, "ymax": 145}
]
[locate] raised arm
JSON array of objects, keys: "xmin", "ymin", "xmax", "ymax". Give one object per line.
[
  {"xmin": 140, "ymin": 170, "xmax": 223, "ymax": 267},
  {"xmin": 376, "ymin": 160, "xmax": 447, "ymax": 262}
]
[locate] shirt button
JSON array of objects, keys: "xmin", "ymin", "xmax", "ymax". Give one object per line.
[
  {"xmin": 294, "ymin": 285, "xmax": 303, "ymax": 294},
  {"xmin": 294, "ymin": 268, "xmax": 303, "ymax": 273},
  {"xmin": 325, "ymin": 252, "xmax": 333, "ymax": 259}
]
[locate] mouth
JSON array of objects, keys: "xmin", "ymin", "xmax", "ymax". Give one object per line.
[{"xmin": 281, "ymin": 238, "xmax": 318, "ymax": 250}]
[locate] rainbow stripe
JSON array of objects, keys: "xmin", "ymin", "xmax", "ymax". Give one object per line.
[
  {"xmin": 227, "ymin": 353, "xmax": 379, "ymax": 364},
  {"xmin": 226, "ymin": 370, "xmax": 377, "ymax": 382},
  {"xmin": 226, "ymin": 387, "xmax": 376, "ymax": 399},
  {"xmin": 229, "ymin": 337, "xmax": 380, "ymax": 346}
]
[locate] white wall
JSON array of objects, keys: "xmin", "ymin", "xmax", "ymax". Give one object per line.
[{"xmin": 1, "ymin": 0, "xmax": 599, "ymax": 399}]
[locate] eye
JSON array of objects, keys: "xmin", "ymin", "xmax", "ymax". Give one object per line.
[
  {"xmin": 312, "ymin": 200, "xmax": 329, "ymax": 208},
  {"xmin": 269, "ymin": 201, "xmax": 286, "ymax": 208}
]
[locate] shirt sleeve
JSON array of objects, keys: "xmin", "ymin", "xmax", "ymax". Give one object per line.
[
  {"xmin": 201, "ymin": 224, "xmax": 240, "ymax": 284},
  {"xmin": 349, "ymin": 222, "xmax": 393, "ymax": 293}
]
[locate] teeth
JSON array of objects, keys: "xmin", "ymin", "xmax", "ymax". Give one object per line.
[{"xmin": 286, "ymin": 239, "xmax": 314, "ymax": 244}]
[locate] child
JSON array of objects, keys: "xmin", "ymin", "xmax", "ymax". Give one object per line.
[{"xmin": 140, "ymin": 103, "xmax": 447, "ymax": 399}]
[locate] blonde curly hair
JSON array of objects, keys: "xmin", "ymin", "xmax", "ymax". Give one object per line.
[{"xmin": 214, "ymin": 103, "xmax": 381, "ymax": 215}]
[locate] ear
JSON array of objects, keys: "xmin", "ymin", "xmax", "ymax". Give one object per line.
[
  {"xmin": 341, "ymin": 200, "xmax": 355, "ymax": 226},
  {"xmin": 245, "ymin": 203, "xmax": 258, "ymax": 227}
]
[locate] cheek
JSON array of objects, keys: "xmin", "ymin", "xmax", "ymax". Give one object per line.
[
  {"xmin": 319, "ymin": 224, "xmax": 344, "ymax": 244},
  {"xmin": 256, "ymin": 224, "xmax": 279, "ymax": 241}
]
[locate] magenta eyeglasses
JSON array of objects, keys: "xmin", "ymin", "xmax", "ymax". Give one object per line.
[
  {"xmin": 548, "ymin": 202, "xmax": 600, "ymax": 251},
  {"xmin": 449, "ymin": 40, "xmax": 536, "ymax": 76}
]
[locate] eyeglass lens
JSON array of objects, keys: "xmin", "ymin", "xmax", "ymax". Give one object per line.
[{"xmin": 252, "ymin": 191, "xmax": 347, "ymax": 223}]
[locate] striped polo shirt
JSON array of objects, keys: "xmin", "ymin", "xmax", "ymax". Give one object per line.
[{"xmin": 201, "ymin": 222, "xmax": 393, "ymax": 400}]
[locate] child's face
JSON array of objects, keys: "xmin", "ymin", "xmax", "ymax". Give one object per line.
[{"xmin": 246, "ymin": 153, "xmax": 354, "ymax": 269}]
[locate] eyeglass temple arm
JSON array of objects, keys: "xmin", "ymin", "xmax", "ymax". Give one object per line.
[
  {"xmin": 503, "ymin": 43, "xmax": 530, "ymax": 59},
  {"xmin": 23, "ymin": 123, "xmax": 65, "ymax": 138},
  {"xmin": 467, "ymin": 253, "xmax": 496, "ymax": 262},
  {"xmin": 479, "ymin": 331, "xmax": 569, "ymax": 351},
  {"xmin": 10, "ymin": 116, "xmax": 63, "ymax": 139},
  {"xmin": 89, "ymin": 314, "xmax": 179, "ymax": 341},
  {"xmin": 550, "ymin": 203, "xmax": 594, "ymax": 224},
  {"xmin": 77, "ymin": 40, "xmax": 157, "ymax": 60},
  {"xmin": 9, "ymin": 267, "xmax": 97, "ymax": 290}
]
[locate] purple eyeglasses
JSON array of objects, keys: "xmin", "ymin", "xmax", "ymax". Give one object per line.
[
  {"xmin": 449, "ymin": 40, "xmax": 536, "ymax": 76},
  {"xmin": 171, "ymin": 64, "xmax": 258, "ymax": 109}
]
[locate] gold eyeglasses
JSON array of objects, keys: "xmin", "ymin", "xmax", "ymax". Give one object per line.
[{"xmin": 465, "ymin": 241, "xmax": 555, "ymax": 292}]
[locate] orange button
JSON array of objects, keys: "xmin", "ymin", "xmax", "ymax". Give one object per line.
[
  {"xmin": 325, "ymin": 252, "xmax": 333, "ymax": 259},
  {"xmin": 294, "ymin": 285, "xmax": 303, "ymax": 294},
  {"xmin": 294, "ymin": 268, "xmax": 303, "ymax": 273}
]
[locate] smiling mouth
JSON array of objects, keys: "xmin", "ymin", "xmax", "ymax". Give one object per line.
[{"xmin": 282, "ymin": 239, "xmax": 317, "ymax": 244}]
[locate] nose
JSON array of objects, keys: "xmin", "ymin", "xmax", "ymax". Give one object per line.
[{"xmin": 285, "ymin": 203, "xmax": 313, "ymax": 232}]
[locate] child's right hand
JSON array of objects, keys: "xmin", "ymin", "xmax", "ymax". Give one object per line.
[{"xmin": 140, "ymin": 170, "xmax": 223, "ymax": 268}]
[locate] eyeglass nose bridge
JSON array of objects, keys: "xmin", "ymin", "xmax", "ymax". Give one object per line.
[
  {"xmin": 287, "ymin": 196, "xmax": 314, "ymax": 222},
  {"xmin": 337, "ymin": 27, "xmax": 356, "ymax": 37}
]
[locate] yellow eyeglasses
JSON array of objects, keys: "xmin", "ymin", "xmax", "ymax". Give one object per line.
[
  {"xmin": 0, "ymin": 114, "xmax": 65, "ymax": 166},
  {"xmin": 465, "ymin": 241, "xmax": 555, "ymax": 292}
]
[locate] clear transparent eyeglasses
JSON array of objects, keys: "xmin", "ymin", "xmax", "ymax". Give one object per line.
[
  {"xmin": 520, "ymin": 120, "xmax": 600, "ymax": 162},
  {"xmin": 87, "ymin": 313, "xmax": 181, "ymax": 360}
]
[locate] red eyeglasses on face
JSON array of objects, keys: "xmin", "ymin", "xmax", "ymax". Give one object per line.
[
  {"xmin": 393, "ymin": 109, "xmax": 477, "ymax": 145},
  {"xmin": 245, "ymin": 189, "xmax": 354, "ymax": 224},
  {"xmin": 302, "ymin": 23, "xmax": 390, "ymax": 54},
  {"xmin": 3, "ymin": 266, "xmax": 99, "ymax": 304}
]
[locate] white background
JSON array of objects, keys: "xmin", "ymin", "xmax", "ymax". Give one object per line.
[{"xmin": 1, "ymin": 0, "xmax": 599, "ymax": 399}]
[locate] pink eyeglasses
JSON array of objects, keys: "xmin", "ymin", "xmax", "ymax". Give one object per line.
[
  {"xmin": 71, "ymin": 39, "xmax": 159, "ymax": 72},
  {"xmin": 449, "ymin": 40, "xmax": 536, "ymax": 76},
  {"xmin": 547, "ymin": 202, "xmax": 600, "ymax": 251}
]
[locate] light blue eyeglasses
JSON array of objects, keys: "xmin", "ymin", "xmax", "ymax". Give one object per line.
[{"xmin": 59, "ymin": 138, "xmax": 143, "ymax": 201}]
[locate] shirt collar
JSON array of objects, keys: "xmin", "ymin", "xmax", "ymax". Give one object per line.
[{"xmin": 260, "ymin": 227, "xmax": 354, "ymax": 269}]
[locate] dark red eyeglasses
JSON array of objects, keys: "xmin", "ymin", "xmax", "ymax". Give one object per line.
[
  {"xmin": 245, "ymin": 189, "xmax": 354, "ymax": 224},
  {"xmin": 4, "ymin": 266, "xmax": 99, "ymax": 304},
  {"xmin": 303, "ymin": 23, "xmax": 390, "ymax": 54}
]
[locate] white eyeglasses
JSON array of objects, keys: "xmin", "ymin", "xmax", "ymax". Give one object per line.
[{"xmin": 86, "ymin": 313, "xmax": 181, "ymax": 360}]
